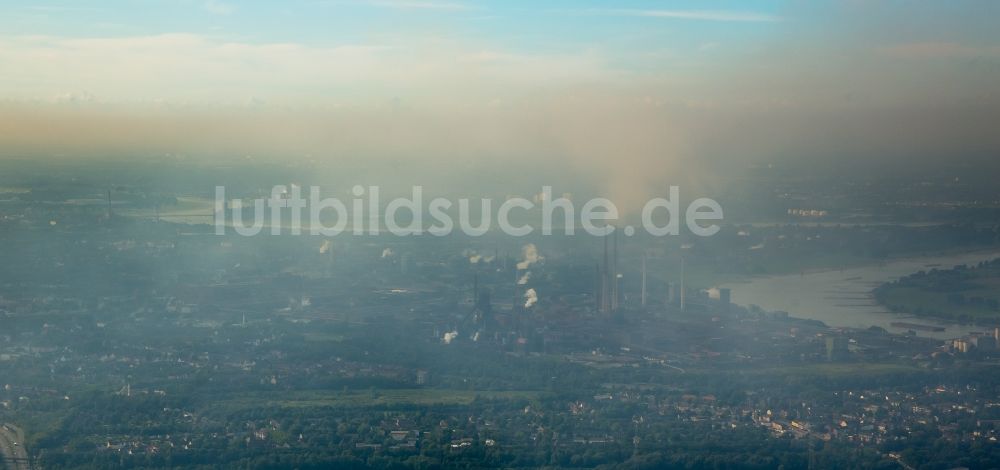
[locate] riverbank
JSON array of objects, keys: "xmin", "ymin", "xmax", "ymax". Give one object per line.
[
  {"xmin": 873, "ymin": 257, "xmax": 1000, "ymax": 327},
  {"xmin": 720, "ymin": 249, "xmax": 1000, "ymax": 340}
]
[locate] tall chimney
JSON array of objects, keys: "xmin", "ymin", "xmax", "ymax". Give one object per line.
[
  {"xmin": 513, "ymin": 267, "xmax": 520, "ymax": 314},
  {"xmin": 612, "ymin": 228, "xmax": 619, "ymax": 311},
  {"xmin": 602, "ymin": 235, "xmax": 610, "ymax": 313},
  {"xmin": 680, "ymin": 256, "xmax": 686, "ymax": 311},
  {"xmin": 641, "ymin": 254, "xmax": 647, "ymax": 308},
  {"xmin": 595, "ymin": 263, "xmax": 602, "ymax": 312}
]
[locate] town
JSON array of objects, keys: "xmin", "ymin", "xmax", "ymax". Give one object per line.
[{"xmin": 3, "ymin": 161, "xmax": 1000, "ymax": 468}]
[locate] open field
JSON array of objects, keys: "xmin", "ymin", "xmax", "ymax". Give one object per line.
[
  {"xmin": 212, "ymin": 389, "xmax": 543, "ymax": 410},
  {"xmin": 741, "ymin": 362, "xmax": 922, "ymax": 379}
]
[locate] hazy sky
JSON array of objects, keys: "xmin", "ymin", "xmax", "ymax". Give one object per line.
[
  {"xmin": 1, "ymin": 1, "xmax": 996, "ymax": 103},
  {"xmin": 1, "ymin": 1, "xmax": 999, "ymax": 205}
]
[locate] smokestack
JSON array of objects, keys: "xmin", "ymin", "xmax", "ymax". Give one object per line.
[
  {"xmin": 595, "ymin": 263, "xmax": 602, "ymax": 311},
  {"xmin": 641, "ymin": 254, "xmax": 647, "ymax": 308},
  {"xmin": 680, "ymin": 256, "xmax": 686, "ymax": 311},
  {"xmin": 513, "ymin": 267, "xmax": 520, "ymax": 314},
  {"xmin": 612, "ymin": 228, "xmax": 619, "ymax": 311},
  {"xmin": 602, "ymin": 235, "xmax": 610, "ymax": 314}
]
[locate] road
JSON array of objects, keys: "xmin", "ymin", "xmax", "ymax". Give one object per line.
[{"xmin": 0, "ymin": 423, "xmax": 30, "ymax": 470}]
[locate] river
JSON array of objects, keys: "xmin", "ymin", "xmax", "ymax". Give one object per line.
[{"xmin": 720, "ymin": 250, "xmax": 1000, "ymax": 340}]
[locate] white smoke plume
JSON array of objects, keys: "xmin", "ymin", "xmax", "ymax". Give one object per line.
[
  {"xmin": 517, "ymin": 272, "xmax": 532, "ymax": 285},
  {"xmin": 516, "ymin": 243, "xmax": 543, "ymax": 270},
  {"xmin": 319, "ymin": 240, "xmax": 332, "ymax": 254},
  {"xmin": 381, "ymin": 247, "xmax": 395, "ymax": 259},
  {"xmin": 442, "ymin": 330, "xmax": 459, "ymax": 344},
  {"xmin": 523, "ymin": 288, "xmax": 538, "ymax": 309}
]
